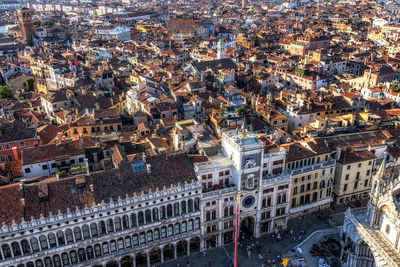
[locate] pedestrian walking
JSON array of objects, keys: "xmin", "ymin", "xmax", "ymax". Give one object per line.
[
  {"xmin": 247, "ymin": 249, "xmax": 251, "ymax": 258},
  {"xmin": 258, "ymin": 253, "xmax": 263, "ymax": 261},
  {"xmin": 203, "ymin": 251, "xmax": 206, "ymax": 257}
]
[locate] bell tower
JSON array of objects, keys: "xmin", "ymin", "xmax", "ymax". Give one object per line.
[{"xmin": 17, "ymin": 8, "xmax": 33, "ymax": 46}]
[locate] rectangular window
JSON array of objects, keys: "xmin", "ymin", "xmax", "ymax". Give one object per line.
[
  {"xmin": 300, "ymin": 185, "xmax": 304, "ymax": 193},
  {"xmin": 347, "ymin": 165, "xmax": 351, "ymax": 170},
  {"xmin": 292, "ymin": 198, "xmax": 296, "ymax": 207},
  {"xmin": 219, "ymin": 171, "xmax": 224, "ymax": 177},
  {"xmin": 293, "ymin": 187, "xmax": 297, "ymax": 195},
  {"xmin": 343, "ymin": 184, "xmax": 348, "ymax": 192},
  {"xmin": 354, "ymin": 182, "xmax": 358, "ymax": 189},
  {"xmin": 366, "ymin": 170, "xmax": 370, "ymax": 176},
  {"xmin": 42, "ymin": 164, "xmax": 48, "ymax": 170},
  {"xmin": 364, "ymin": 179, "xmax": 369, "ymax": 187},
  {"xmin": 25, "ymin": 168, "xmax": 31, "ymax": 173},
  {"xmin": 20, "ymin": 141, "xmax": 25, "ymax": 147},
  {"xmin": 79, "ymin": 157, "xmax": 84, "ymax": 163},
  {"xmin": 345, "ymin": 174, "xmax": 349, "ymax": 180},
  {"xmin": 7, "ymin": 155, "xmax": 13, "ymax": 162}
]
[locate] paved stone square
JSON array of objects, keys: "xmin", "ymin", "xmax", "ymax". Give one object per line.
[{"xmin": 157, "ymin": 208, "xmax": 346, "ymax": 267}]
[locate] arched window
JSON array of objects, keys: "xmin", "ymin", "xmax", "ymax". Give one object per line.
[
  {"xmin": 21, "ymin": 239, "xmax": 31, "ymax": 255},
  {"xmin": 206, "ymin": 211, "xmax": 211, "ymax": 221},
  {"xmin": 56, "ymin": 231, "xmax": 65, "ymax": 246},
  {"xmin": 153, "ymin": 208, "xmax": 159, "ymax": 221},
  {"xmin": 65, "ymin": 229, "xmax": 74, "ymax": 243},
  {"xmin": 167, "ymin": 204, "xmax": 173, "ymax": 218},
  {"xmin": 188, "ymin": 220, "xmax": 194, "ymax": 231},
  {"xmin": 39, "ymin": 235, "xmax": 48, "ymax": 250},
  {"xmin": 277, "ymin": 195, "xmax": 281, "ymax": 204},
  {"xmin": 224, "ymin": 207, "xmax": 228, "ymax": 217},
  {"xmin": 53, "ymin": 255, "xmax": 61, "ymax": 267},
  {"xmin": 182, "ymin": 221, "xmax": 187, "ymax": 233},
  {"xmin": 147, "ymin": 230, "xmax": 153, "ymax": 242},
  {"xmin": 110, "ymin": 240, "xmax": 117, "ymax": 252},
  {"xmin": 11, "ymin": 241, "xmax": 21, "ymax": 256},
  {"xmin": 74, "ymin": 226, "xmax": 82, "ymax": 241},
  {"xmin": 61, "ymin": 252, "xmax": 70, "ymax": 265},
  {"xmin": 122, "ymin": 215, "xmax": 129, "ymax": 229},
  {"xmin": 230, "ymin": 206, "xmax": 234, "ymax": 216},
  {"xmin": 86, "ymin": 246, "xmax": 94, "ymax": 259},
  {"xmin": 181, "ymin": 201, "xmax": 187, "ymax": 214},
  {"xmin": 27, "ymin": 262, "xmax": 35, "ymax": 267},
  {"xmin": 125, "ymin": 236, "xmax": 132, "ymax": 248},
  {"xmin": 262, "ymin": 198, "xmax": 266, "ymax": 208},
  {"xmin": 48, "ymin": 233, "xmax": 57, "ymax": 248},
  {"xmin": 44, "ymin": 257, "xmax": 52, "ymax": 267},
  {"xmin": 160, "ymin": 206, "xmax": 166, "ymax": 219},
  {"xmin": 70, "ymin": 250, "xmax": 78, "ymax": 264},
  {"xmin": 188, "ymin": 199, "xmax": 194, "ymax": 212},
  {"xmin": 145, "ymin": 209, "xmax": 152, "ymax": 224},
  {"xmin": 267, "ymin": 197, "xmax": 272, "ymax": 207},
  {"xmin": 175, "ymin": 223, "xmax": 180, "ymax": 234},
  {"xmin": 102, "ymin": 242, "xmax": 109, "ymax": 254},
  {"xmin": 212, "ymin": 210, "xmax": 216, "ymax": 220},
  {"xmin": 94, "ymin": 244, "xmax": 102, "ymax": 257},
  {"xmin": 131, "ymin": 213, "xmax": 137, "ymax": 227},
  {"xmin": 99, "ymin": 221, "xmax": 106, "ymax": 235},
  {"xmin": 138, "ymin": 211, "xmax": 145, "ymax": 226},
  {"xmin": 107, "ymin": 219, "xmax": 114, "ymax": 232},
  {"xmin": 82, "ymin": 224, "xmax": 90, "ymax": 239},
  {"xmin": 30, "ymin": 237, "xmax": 40, "ymax": 252},
  {"xmin": 114, "ymin": 217, "xmax": 122, "ymax": 231},
  {"xmin": 154, "ymin": 229, "xmax": 160, "ymax": 240},
  {"xmin": 78, "ymin": 248, "xmax": 86, "ymax": 262},
  {"xmin": 168, "ymin": 225, "xmax": 174, "ymax": 236},
  {"xmin": 117, "ymin": 238, "xmax": 124, "ymax": 250},
  {"xmin": 174, "ymin": 202, "xmax": 180, "ymax": 216},
  {"xmin": 195, "ymin": 218, "xmax": 200, "ymax": 229},
  {"xmin": 90, "ymin": 223, "xmax": 98, "ymax": 237},
  {"xmin": 194, "ymin": 198, "xmax": 200, "ymax": 211},
  {"xmin": 282, "ymin": 193, "xmax": 286, "ymax": 203},
  {"xmin": 35, "ymin": 259, "xmax": 44, "ymax": 267}
]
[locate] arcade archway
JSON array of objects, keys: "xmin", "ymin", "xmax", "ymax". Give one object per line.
[{"xmin": 240, "ymin": 216, "xmax": 255, "ymax": 239}]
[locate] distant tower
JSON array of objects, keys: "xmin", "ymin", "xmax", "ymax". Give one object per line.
[
  {"xmin": 17, "ymin": 8, "xmax": 33, "ymax": 46},
  {"xmin": 217, "ymin": 39, "xmax": 226, "ymax": 59}
]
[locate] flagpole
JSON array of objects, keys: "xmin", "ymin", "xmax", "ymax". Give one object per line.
[{"xmin": 234, "ymin": 194, "xmax": 240, "ymax": 267}]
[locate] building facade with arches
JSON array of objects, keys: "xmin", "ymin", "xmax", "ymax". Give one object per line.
[{"xmin": 342, "ymin": 160, "xmax": 400, "ymax": 267}]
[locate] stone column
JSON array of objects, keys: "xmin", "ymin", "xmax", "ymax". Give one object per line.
[
  {"xmin": 160, "ymin": 248, "xmax": 164, "ymax": 263},
  {"xmin": 174, "ymin": 243, "xmax": 177, "ymax": 259},
  {"xmin": 187, "ymin": 240, "xmax": 191, "ymax": 256},
  {"xmin": 132, "ymin": 255, "xmax": 136, "ymax": 267},
  {"xmin": 200, "ymin": 238, "xmax": 205, "ymax": 252},
  {"xmin": 146, "ymin": 252, "xmax": 150, "ymax": 267}
]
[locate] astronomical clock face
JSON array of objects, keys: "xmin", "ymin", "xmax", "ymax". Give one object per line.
[{"xmin": 242, "ymin": 196, "xmax": 255, "ymax": 208}]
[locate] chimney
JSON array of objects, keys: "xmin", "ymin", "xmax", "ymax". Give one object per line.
[
  {"xmin": 336, "ymin": 147, "xmax": 342, "ymax": 161},
  {"xmin": 12, "ymin": 147, "xmax": 19, "ymax": 161}
]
